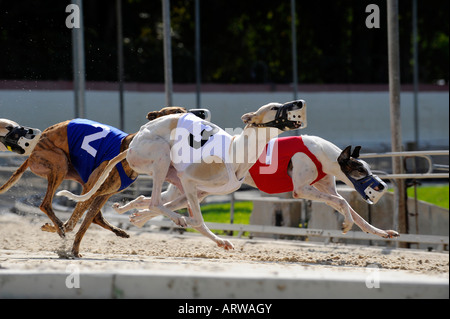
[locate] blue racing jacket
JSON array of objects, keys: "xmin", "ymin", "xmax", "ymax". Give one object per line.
[{"xmin": 67, "ymin": 118, "xmax": 136, "ymax": 191}]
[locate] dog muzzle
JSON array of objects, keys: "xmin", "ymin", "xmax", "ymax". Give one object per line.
[
  {"xmin": 189, "ymin": 109, "xmax": 211, "ymax": 122},
  {"xmin": 0, "ymin": 126, "xmax": 42, "ymax": 155},
  {"xmin": 347, "ymin": 174, "xmax": 387, "ymax": 204},
  {"xmin": 253, "ymin": 100, "xmax": 307, "ymax": 131}
]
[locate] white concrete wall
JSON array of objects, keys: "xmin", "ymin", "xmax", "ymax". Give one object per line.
[{"xmin": 1, "ymin": 89, "xmax": 448, "ymax": 151}]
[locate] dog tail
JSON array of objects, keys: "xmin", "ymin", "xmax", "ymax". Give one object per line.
[
  {"xmin": 0, "ymin": 158, "xmax": 30, "ymax": 194},
  {"xmin": 56, "ymin": 150, "xmax": 128, "ymax": 202}
]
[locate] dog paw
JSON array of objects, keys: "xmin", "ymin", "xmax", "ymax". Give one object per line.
[
  {"xmin": 341, "ymin": 221, "xmax": 354, "ymax": 234},
  {"xmin": 41, "ymin": 223, "xmax": 57, "ymax": 233},
  {"xmin": 383, "ymin": 230, "xmax": 400, "ymax": 238},
  {"xmin": 112, "ymin": 202, "xmax": 125, "ymax": 214},
  {"xmin": 113, "ymin": 228, "xmax": 130, "ymax": 238},
  {"xmin": 173, "ymin": 216, "xmax": 188, "ymax": 228},
  {"xmin": 129, "ymin": 212, "xmax": 148, "ymax": 228},
  {"xmin": 71, "ymin": 250, "xmax": 82, "ymax": 258},
  {"xmin": 217, "ymin": 239, "xmax": 234, "ymax": 250},
  {"xmin": 41, "ymin": 223, "xmax": 65, "ymax": 238}
]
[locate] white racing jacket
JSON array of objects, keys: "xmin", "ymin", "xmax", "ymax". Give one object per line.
[{"xmin": 170, "ymin": 113, "xmax": 243, "ymax": 194}]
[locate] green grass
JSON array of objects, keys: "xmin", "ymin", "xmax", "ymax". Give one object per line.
[
  {"xmin": 183, "ymin": 185, "xmax": 448, "ymax": 236},
  {"xmin": 183, "ymin": 201, "xmax": 253, "ymax": 236},
  {"xmin": 200, "ymin": 201, "xmax": 253, "ymax": 224},
  {"xmin": 404, "ymin": 185, "xmax": 449, "ymax": 209}
]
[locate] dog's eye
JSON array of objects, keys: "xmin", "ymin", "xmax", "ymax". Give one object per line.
[{"xmin": 270, "ymin": 106, "xmax": 280, "ymax": 111}]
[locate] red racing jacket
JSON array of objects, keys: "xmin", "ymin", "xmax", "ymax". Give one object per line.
[{"xmin": 249, "ymin": 136, "xmax": 326, "ymax": 194}]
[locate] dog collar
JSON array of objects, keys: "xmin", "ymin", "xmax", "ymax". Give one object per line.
[
  {"xmin": 0, "ymin": 126, "xmax": 41, "ymax": 155},
  {"xmin": 346, "ymin": 174, "xmax": 387, "ymax": 204}
]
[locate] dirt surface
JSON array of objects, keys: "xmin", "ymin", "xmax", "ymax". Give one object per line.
[{"xmin": 0, "ymin": 212, "xmax": 448, "ymax": 278}]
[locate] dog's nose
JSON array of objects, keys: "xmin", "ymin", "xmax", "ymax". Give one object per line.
[{"xmin": 293, "ymin": 100, "xmax": 305, "ymax": 109}]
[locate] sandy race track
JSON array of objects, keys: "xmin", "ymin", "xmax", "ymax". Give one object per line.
[{"xmin": 0, "ymin": 211, "xmax": 448, "ymax": 299}]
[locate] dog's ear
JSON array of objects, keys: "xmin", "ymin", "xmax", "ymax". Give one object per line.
[
  {"xmin": 241, "ymin": 112, "xmax": 256, "ymax": 124},
  {"xmin": 351, "ymin": 146, "xmax": 361, "ymax": 159},
  {"xmin": 147, "ymin": 106, "xmax": 187, "ymax": 121},
  {"xmin": 337, "ymin": 145, "xmax": 352, "ymax": 164},
  {"xmin": 147, "ymin": 111, "xmax": 161, "ymax": 121}
]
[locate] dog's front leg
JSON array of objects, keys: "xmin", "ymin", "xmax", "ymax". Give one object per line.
[
  {"xmin": 293, "ymin": 184, "xmax": 355, "ymax": 233},
  {"xmin": 347, "ymin": 206, "xmax": 399, "ymax": 238},
  {"xmin": 313, "ymin": 177, "xmax": 399, "ymax": 238}
]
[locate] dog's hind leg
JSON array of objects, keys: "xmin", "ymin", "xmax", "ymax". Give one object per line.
[
  {"xmin": 180, "ymin": 178, "xmax": 234, "ymax": 250},
  {"xmin": 129, "ymin": 187, "xmax": 192, "ymax": 227},
  {"xmin": 71, "ymin": 195, "xmax": 111, "ymax": 257},
  {"xmin": 113, "ymin": 183, "xmax": 182, "ymax": 214},
  {"xmin": 92, "ymin": 209, "xmax": 130, "ymax": 238}
]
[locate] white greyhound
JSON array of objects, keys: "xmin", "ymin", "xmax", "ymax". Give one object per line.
[
  {"xmin": 244, "ymin": 135, "xmax": 399, "ymax": 238},
  {"xmin": 57, "ymin": 100, "xmax": 307, "ymax": 250}
]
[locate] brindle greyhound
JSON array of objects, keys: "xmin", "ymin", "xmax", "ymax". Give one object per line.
[{"xmin": 0, "ymin": 107, "xmax": 189, "ymax": 257}]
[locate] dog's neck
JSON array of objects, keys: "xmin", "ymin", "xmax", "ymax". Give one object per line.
[
  {"xmin": 311, "ymin": 138, "xmax": 357, "ymax": 185},
  {"xmin": 231, "ymin": 125, "xmax": 281, "ymax": 180}
]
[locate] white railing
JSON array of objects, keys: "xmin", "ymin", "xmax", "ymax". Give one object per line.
[{"xmin": 359, "ymin": 150, "xmax": 449, "ymax": 179}]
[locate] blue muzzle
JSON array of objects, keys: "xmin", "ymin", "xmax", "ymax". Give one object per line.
[{"xmin": 347, "ymin": 174, "xmax": 387, "ymax": 204}]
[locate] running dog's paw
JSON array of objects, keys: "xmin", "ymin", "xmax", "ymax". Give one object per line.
[
  {"xmin": 112, "ymin": 202, "xmax": 125, "ymax": 214},
  {"xmin": 173, "ymin": 216, "xmax": 188, "ymax": 228},
  {"xmin": 383, "ymin": 230, "xmax": 400, "ymax": 238},
  {"xmin": 341, "ymin": 220, "xmax": 354, "ymax": 234},
  {"xmin": 129, "ymin": 212, "xmax": 149, "ymax": 228},
  {"xmin": 41, "ymin": 223, "xmax": 65, "ymax": 238},
  {"xmin": 112, "ymin": 228, "xmax": 130, "ymax": 238},
  {"xmin": 217, "ymin": 239, "xmax": 234, "ymax": 250},
  {"xmin": 41, "ymin": 223, "xmax": 57, "ymax": 233}
]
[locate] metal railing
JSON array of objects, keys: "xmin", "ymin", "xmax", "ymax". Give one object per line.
[{"xmin": 359, "ymin": 150, "xmax": 449, "ymax": 179}]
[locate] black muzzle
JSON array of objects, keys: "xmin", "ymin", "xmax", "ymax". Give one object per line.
[
  {"xmin": 0, "ymin": 126, "xmax": 42, "ymax": 155},
  {"xmin": 253, "ymin": 99, "xmax": 307, "ymax": 131}
]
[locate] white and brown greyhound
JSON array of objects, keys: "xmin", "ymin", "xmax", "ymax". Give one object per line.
[{"xmin": 57, "ymin": 100, "xmax": 307, "ymax": 250}]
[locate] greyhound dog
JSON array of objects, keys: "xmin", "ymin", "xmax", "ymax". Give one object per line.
[
  {"xmin": 245, "ymin": 135, "xmax": 399, "ymax": 238},
  {"xmin": 57, "ymin": 100, "xmax": 307, "ymax": 250},
  {"xmin": 103, "ymin": 136, "xmax": 398, "ymax": 240},
  {"xmin": 0, "ymin": 107, "xmax": 190, "ymax": 257}
]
